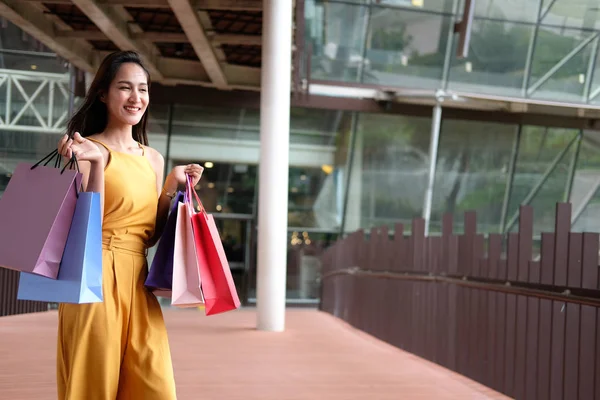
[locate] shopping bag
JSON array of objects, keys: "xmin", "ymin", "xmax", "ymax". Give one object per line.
[
  {"xmin": 145, "ymin": 191, "xmax": 184, "ymax": 296},
  {"xmin": 0, "ymin": 150, "xmax": 82, "ymax": 279},
  {"xmin": 171, "ymin": 197, "xmax": 204, "ymax": 307},
  {"xmin": 187, "ymin": 177, "xmax": 240, "ymax": 316},
  {"xmin": 17, "ymin": 192, "xmax": 103, "ymax": 304}
]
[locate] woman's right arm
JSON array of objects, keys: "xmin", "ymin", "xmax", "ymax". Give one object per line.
[{"xmin": 58, "ymin": 133, "xmax": 106, "ymax": 219}]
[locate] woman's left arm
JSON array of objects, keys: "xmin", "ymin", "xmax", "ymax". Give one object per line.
[{"xmin": 146, "ymin": 148, "xmax": 203, "ymax": 247}]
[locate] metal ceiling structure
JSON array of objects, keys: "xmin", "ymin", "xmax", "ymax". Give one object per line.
[{"xmin": 0, "ymin": 0, "xmax": 266, "ymax": 90}]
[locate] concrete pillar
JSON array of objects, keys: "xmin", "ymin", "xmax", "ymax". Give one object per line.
[{"xmin": 256, "ymin": 0, "xmax": 293, "ymax": 332}]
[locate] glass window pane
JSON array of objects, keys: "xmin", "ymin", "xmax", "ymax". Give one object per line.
[
  {"xmin": 528, "ymin": 27, "xmax": 593, "ymax": 102},
  {"xmin": 447, "ymin": 19, "xmax": 533, "ymax": 97},
  {"xmin": 456, "ymin": 0, "xmax": 539, "ymax": 23},
  {"xmin": 571, "ymin": 130, "xmax": 600, "ymax": 232},
  {"xmin": 288, "ymin": 109, "xmax": 354, "ymax": 230},
  {"xmin": 507, "ymin": 126, "xmax": 578, "ymax": 231},
  {"xmin": 0, "ymin": 131, "xmax": 60, "ymax": 197},
  {"xmin": 586, "ymin": 41, "xmax": 600, "ymax": 104},
  {"xmin": 305, "ymin": 1, "xmax": 369, "ymax": 83},
  {"xmin": 344, "ymin": 113, "xmax": 432, "ymax": 233},
  {"xmin": 290, "ymin": 107, "xmax": 342, "ymax": 145},
  {"xmin": 430, "ymin": 119, "xmax": 517, "ymax": 233},
  {"xmin": 540, "ymin": 0, "xmax": 600, "ymax": 31},
  {"xmin": 377, "ymin": 0, "xmax": 456, "ymax": 14},
  {"xmin": 172, "ymin": 105, "xmax": 260, "ymax": 140},
  {"xmin": 528, "ymin": 143, "xmax": 575, "ymax": 234},
  {"xmin": 180, "ymin": 161, "xmax": 258, "ymax": 215},
  {"xmin": 365, "ymin": 6, "xmax": 450, "ymax": 88}
]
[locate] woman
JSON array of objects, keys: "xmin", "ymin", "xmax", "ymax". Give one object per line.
[{"xmin": 56, "ymin": 50, "xmax": 201, "ymax": 399}]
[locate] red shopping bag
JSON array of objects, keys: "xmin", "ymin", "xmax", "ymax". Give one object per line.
[{"xmin": 187, "ymin": 177, "xmax": 240, "ymax": 316}]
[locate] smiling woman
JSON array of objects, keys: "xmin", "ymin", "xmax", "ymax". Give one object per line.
[{"xmin": 54, "ymin": 51, "xmax": 204, "ymax": 400}]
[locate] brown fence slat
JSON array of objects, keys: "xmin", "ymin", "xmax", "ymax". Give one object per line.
[
  {"xmin": 550, "ymin": 300, "xmax": 566, "ymax": 400},
  {"xmin": 581, "ymin": 232, "xmax": 599, "ymax": 290},
  {"xmin": 504, "ymin": 233, "xmax": 519, "ymax": 397},
  {"xmin": 564, "ymin": 233, "xmax": 583, "ymax": 400},
  {"xmin": 495, "ymin": 259, "xmax": 507, "ymax": 393},
  {"xmin": 554, "ymin": 203, "xmax": 571, "ymax": 287},
  {"xmin": 525, "ymin": 260, "xmax": 540, "ymax": 400},
  {"xmin": 514, "ymin": 206, "xmax": 533, "ymax": 400},
  {"xmin": 447, "ymin": 234, "xmax": 459, "ymax": 371},
  {"xmin": 579, "ymin": 305, "xmax": 596, "ymax": 399},
  {"xmin": 538, "ymin": 233, "xmax": 555, "ymax": 400}
]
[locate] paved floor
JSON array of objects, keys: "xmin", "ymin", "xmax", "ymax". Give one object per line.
[{"xmin": 0, "ymin": 308, "xmax": 510, "ymax": 400}]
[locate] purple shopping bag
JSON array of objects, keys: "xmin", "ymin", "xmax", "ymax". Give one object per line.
[
  {"xmin": 0, "ymin": 151, "xmax": 82, "ymax": 279},
  {"xmin": 145, "ymin": 191, "xmax": 184, "ymax": 297}
]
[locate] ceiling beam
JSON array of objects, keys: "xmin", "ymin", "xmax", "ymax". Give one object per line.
[
  {"xmin": 23, "ymin": 0, "xmax": 171, "ymax": 6},
  {"xmin": 55, "ymin": 29, "xmax": 107, "ymax": 40},
  {"xmin": 195, "ymin": 0, "xmax": 261, "ymax": 11},
  {"xmin": 131, "ymin": 32, "xmax": 187, "ymax": 42},
  {"xmin": 23, "ymin": 0, "xmax": 263, "ymax": 11},
  {"xmin": 0, "ymin": 0, "xmax": 98, "ymax": 72},
  {"xmin": 167, "ymin": 0, "xmax": 227, "ymax": 88},
  {"xmin": 212, "ymin": 34, "xmax": 261, "ymax": 46},
  {"xmin": 71, "ymin": 0, "xmax": 164, "ymax": 79},
  {"xmin": 58, "ymin": 30, "xmax": 262, "ymax": 46}
]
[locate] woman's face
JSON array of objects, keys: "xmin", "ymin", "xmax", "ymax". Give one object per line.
[{"xmin": 103, "ymin": 62, "xmax": 149, "ymax": 127}]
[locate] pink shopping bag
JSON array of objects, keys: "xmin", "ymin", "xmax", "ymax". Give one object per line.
[
  {"xmin": 187, "ymin": 177, "xmax": 240, "ymax": 316},
  {"xmin": 171, "ymin": 198, "xmax": 204, "ymax": 308},
  {"xmin": 0, "ymin": 151, "xmax": 82, "ymax": 279}
]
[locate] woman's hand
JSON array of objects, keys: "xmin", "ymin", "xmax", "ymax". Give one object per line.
[
  {"xmin": 58, "ymin": 132, "xmax": 103, "ymax": 164},
  {"xmin": 165, "ymin": 164, "xmax": 204, "ymax": 191}
]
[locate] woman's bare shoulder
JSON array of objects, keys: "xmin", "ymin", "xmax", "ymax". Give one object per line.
[{"xmin": 143, "ymin": 145, "xmax": 165, "ymax": 174}]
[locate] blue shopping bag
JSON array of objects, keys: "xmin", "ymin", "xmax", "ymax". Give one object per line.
[
  {"xmin": 17, "ymin": 192, "xmax": 103, "ymax": 304},
  {"xmin": 145, "ymin": 191, "xmax": 184, "ymax": 297}
]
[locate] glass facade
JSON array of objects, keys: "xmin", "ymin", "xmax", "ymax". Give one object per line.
[
  {"xmin": 2, "ymin": 2, "xmax": 600, "ymax": 306},
  {"xmin": 305, "ymin": 0, "xmax": 600, "ymax": 105}
]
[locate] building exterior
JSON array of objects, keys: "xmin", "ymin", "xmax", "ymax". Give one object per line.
[{"xmin": 1, "ymin": 0, "xmax": 600, "ymax": 308}]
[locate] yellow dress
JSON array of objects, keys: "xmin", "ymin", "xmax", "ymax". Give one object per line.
[{"xmin": 57, "ymin": 138, "xmax": 177, "ymax": 400}]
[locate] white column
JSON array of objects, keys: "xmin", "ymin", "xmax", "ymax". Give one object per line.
[{"xmin": 256, "ymin": 0, "xmax": 293, "ymax": 332}]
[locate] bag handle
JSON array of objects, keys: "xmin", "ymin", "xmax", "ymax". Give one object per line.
[
  {"xmin": 31, "ymin": 149, "xmax": 83, "ymax": 198},
  {"xmin": 185, "ymin": 174, "xmax": 206, "ymax": 216}
]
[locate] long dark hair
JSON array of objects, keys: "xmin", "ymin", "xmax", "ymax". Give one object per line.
[{"xmin": 66, "ymin": 51, "xmax": 151, "ymax": 145}]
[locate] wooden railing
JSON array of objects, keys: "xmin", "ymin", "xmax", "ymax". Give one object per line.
[
  {"xmin": 0, "ymin": 269, "xmax": 47, "ymax": 317},
  {"xmin": 320, "ymin": 203, "xmax": 600, "ymax": 400}
]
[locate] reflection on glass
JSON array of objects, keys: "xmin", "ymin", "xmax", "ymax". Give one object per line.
[
  {"xmin": 0, "ymin": 131, "xmax": 60, "ymax": 197},
  {"xmin": 540, "ymin": 0, "xmax": 600, "ymax": 31},
  {"xmin": 430, "ymin": 120, "xmax": 517, "ymax": 233},
  {"xmin": 288, "ymin": 109, "xmax": 353, "ymax": 230},
  {"xmin": 172, "ymin": 105, "xmax": 260, "ymax": 140},
  {"xmin": 507, "ymin": 126, "xmax": 578, "ymax": 232},
  {"xmin": 528, "ymin": 145, "xmax": 574, "ymax": 234},
  {"xmin": 177, "ymin": 161, "xmax": 257, "ymax": 215},
  {"xmin": 147, "ymin": 103, "xmax": 169, "ymax": 150},
  {"xmin": 462, "ymin": 0, "xmax": 539, "ymax": 23},
  {"xmin": 448, "ymin": 19, "xmax": 533, "ymax": 96},
  {"xmin": 571, "ymin": 130, "xmax": 600, "ymax": 232},
  {"xmin": 247, "ymin": 230, "xmax": 339, "ymax": 301},
  {"xmin": 345, "ymin": 113, "xmax": 431, "ymax": 233},
  {"xmin": 365, "ymin": 6, "xmax": 450, "ymax": 88},
  {"xmin": 305, "ymin": 1, "xmax": 370, "ymax": 83},
  {"xmin": 529, "ymin": 27, "xmax": 594, "ymax": 101},
  {"xmin": 378, "ymin": 0, "xmax": 456, "ymax": 14}
]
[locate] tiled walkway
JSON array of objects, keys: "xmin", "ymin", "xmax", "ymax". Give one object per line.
[{"xmin": 0, "ymin": 308, "xmax": 510, "ymax": 399}]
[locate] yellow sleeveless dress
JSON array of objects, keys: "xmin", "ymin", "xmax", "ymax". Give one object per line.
[{"xmin": 56, "ymin": 138, "xmax": 177, "ymax": 400}]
